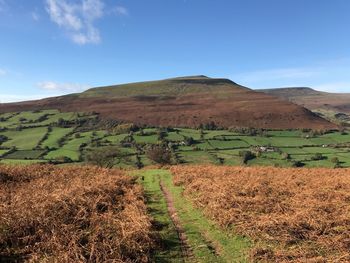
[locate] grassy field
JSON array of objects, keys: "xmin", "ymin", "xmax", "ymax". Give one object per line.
[
  {"xmin": 42, "ymin": 127, "xmax": 74, "ymax": 148},
  {"xmin": 0, "ymin": 149, "xmax": 9, "ymax": 157},
  {"xmin": 45, "ymin": 132, "xmax": 93, "ymax": 161},
  {"xmin": 0, "ymin": 109, "xmax": 350, "ymax": 168},
  {"xmin": 1, "ymin": 127, "xmax": 48, "ymax": 150}
]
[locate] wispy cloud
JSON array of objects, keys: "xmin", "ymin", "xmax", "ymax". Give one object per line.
[
  {"xmin": 113, "ymin": 5, "xmax": 128, "ymax": 16},
  {"xmin": 45, "ymin": 0, "xmax": 104, "ymax": 45},
  {"xmin": 0, "ymin": 0, "xmax": 7, "ymax": 12},
  {"xmin": 37, "ymin": 81, "xmax": 90, "ymax": 92},
  {"xmin": 0, "ymin": 68, "xmax": 7, "ymax": 76},
  {"xmin": 31, "ymin": 11, "xmax": 40, "ymax": 21}
]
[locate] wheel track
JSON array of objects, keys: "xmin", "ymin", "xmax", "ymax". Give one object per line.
[{"xmin": 159, "ymin": 180, "xmax": 194, "ymax": 262}]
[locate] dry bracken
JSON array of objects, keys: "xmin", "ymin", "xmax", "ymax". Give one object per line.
[
  {"xmin": 171, "ymin": 165, "xmax": 350, "ymax": 262},
  {"xmin": 0, "ymin": 165, "xmax": 154, "ymax": 263}
]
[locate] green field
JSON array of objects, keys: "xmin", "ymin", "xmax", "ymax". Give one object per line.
[
  {"xmin": 45, "ymin": 132, "xmax": 94, "ymax": 161},
  {"xmin": 0, "ymin": 109, "xmax": 350, "ymax": 168},
  {"xmin": 0, "ymin": 149, "xmax": 9, "ymax": 157},
  {"xmin": 42, "ymin": 127, "xmax": 74, "ymax": 148},
  {"xmin": 1, "ymin": 127, "xmax": 48, "ymax": 150}
]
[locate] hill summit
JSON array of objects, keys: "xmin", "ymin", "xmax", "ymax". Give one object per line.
[{"xmin": 0, "ymin": 76, "xmax": 336, "ymax": 129}]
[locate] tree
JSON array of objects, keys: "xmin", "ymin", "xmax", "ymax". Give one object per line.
[
  {"xmin": 0, "ymin": 135, "xmax": 8, "ymax": 144},
  {"xmin": 311, "ymin": 153, "xmax": 325, "ymax": 161},
  {"xmin": 157, "ymin": 129, "xmax": 167, "ymax": 141},
  {"xmin": 135, "ymin": 154, "xmax": 144, "ymax": 169},
  {"xmin": 281, "ymin": 152, "xmax": 290, "ymax": 160},
  {"xmin": 146, "ymin": 145, "xmax": 172, "ymax": 165},
  {"xmin": 86, "ymin": 147, "xmax": 130, "ymax": 168},
  {"xmin": 239, "ymin": 150, "xmax": 255, "ymax": 164},
  {"xmin": 331, "ymin": 157, "xmax": 339, "ymax": 164},
  {"xmin": 292, "ymin": 160, "xmax": 304, "ymax": 167},
  {"xmin": 183, "ymin": 136, "xmax": 195, "ymax": 146}
]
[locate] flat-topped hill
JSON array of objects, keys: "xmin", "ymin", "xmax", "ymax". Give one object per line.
[{"xmin": 0, "ymin": 76, "xmax": 336, "ymax": 129}]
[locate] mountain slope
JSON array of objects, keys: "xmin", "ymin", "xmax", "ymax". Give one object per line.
[
  {"xmin": 0, "ymin": 76, "xmax": 336, "ymax": 129},
  {"xmin": 260, "ymin": 87, "xmax": 350, "ymax": 114}
]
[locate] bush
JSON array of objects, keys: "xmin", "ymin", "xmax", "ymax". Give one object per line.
[
  {"xmin": 0, "ymin": 135, "xmax": 8, "ymax": 144},
  {"xmin": 183, "ymin": 136, "xmax": 195, "ymax": 146},
  {"xmin": 86, "ymin": 147, "xmax": 130, "ymax": 168},
  {"xmin": 146, "ymin": 145, "xmax": 173, "ymax": 165},
  {"xmin": 311, "ymin": 153, "xmax": 326, "ymax": 161},
  {"xmin": 331, "ymin": 157, "xmax": 340, "ymax": 164},
  {"xmin": 292, "ymin": 160, "xmax": 304, "ymax": 167},
  {"xmin": 157, "ymin": 129, "xmax": 167, "ymax": 141},
  {"xmin": 281, "ymin": 152, "xmax": 290, "ymax": 160},
  {"xmin": 239, "ymin": 150, "xmax": 256, "ymax": 164}
]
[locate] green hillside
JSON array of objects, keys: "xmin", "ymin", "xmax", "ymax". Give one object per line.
[{"xmin": 81, "ymin": 76, "xmax": 249, "ymax": 98}]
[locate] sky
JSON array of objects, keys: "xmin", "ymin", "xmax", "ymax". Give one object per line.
[{"xmin": 0, "ymin": 0, "xmax": 350, "ymax": 102}]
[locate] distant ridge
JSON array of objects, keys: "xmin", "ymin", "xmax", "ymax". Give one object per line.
[
  {"xmin": 0, "ymin": 76, "xmax": 336, "ymax": 129},
  {"xmin": 259, "ymin": 87, "xmax": 350, "ymax": 114}
]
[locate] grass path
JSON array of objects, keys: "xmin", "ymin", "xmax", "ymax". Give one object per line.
[{"xmin": 133, "ymin": 169, "xmax": 250, "ymax": 263}]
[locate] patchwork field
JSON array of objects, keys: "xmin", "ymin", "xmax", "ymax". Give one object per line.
[{"xmin": 0, "ymin": 110, "xmax": 350, "ymax": 167}]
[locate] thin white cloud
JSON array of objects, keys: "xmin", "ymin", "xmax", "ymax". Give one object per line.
[
  {"xmin": 114, "ymin": 5, "xmax": 128, "ymax": 16},
  {"xmin": 0, "ymin": 69, "xmax": 7, "ymax": 76},
  {"xmin": 46, "ymin": 0, "xmax": 104, "ymax": 45},
  {"xmin": 31, "ymin": 11, "xmax": 40, "ymax": 21},
  {"xmin": 37, "ymin": 81, "xmax": 90, "ymax": 92},
  {"xmin": 0, "ymin": 0, "xmax": 7, "ymax": 12}
]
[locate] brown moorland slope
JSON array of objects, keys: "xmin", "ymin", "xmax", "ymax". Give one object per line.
[
  {"xmin": 260, "ymin": 87, "xmax": 350, "ymax": 114},
  {"xmin": 171, "ymin": 165, "xmax": 350, "ymax": 262},
  {"xmin": 0, "ymin": 165, "xmax": 154, "ymax": 262},
  {"xmin": 0, "ymin": 76, "xmax": 336, "ymax": 129}
]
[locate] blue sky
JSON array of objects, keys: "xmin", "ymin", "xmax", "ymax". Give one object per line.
[{"xmin": 1, "ymin": 0, "xmax": 350, "ymax": 102}]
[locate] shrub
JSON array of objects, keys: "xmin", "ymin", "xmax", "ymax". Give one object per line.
[
  {"xmin": 281, "ymin": 152, "xmax": 290, "ymax": 160},
  {"xmin": 157, "ymin": 129, "xmax": 167, "ymax": 141},
  {"xmin": 292, "ymin": 160, "xmax": 304, "ymax": 167},
  {"xmin": 239, "ymin": 150, "xmax": 256, "ymax": 164},
  {"xmin": 183, "ymin": 136, "xmax": 195, "ymax": 146},
  {"xmin": 146, "ymin": 145, "xmax": 172, "ymax": 165},
  {"xmin": 85, "ymin": 147, "xmax": 130, "ymax": 168},
  {"xmin": 311, "ymin": 153, "xmax": 326, "ymax": 161},
  {"xmin": 331, "ymin": 157, "xmax": 340, "ymax": 164}
]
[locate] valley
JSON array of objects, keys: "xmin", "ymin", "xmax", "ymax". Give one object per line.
[{"xmin": 0, "ymin": 109, "xmax": 349, "ymax": 168}]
